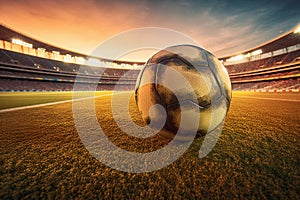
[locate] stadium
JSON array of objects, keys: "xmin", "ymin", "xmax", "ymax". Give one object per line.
[
  {"xmin": 0, "ymin": 21, "xmax": 299, "ymax": 200},
  {"xmin": 0, "ymin": 23, "xmax": 299, "ymax": 93}
]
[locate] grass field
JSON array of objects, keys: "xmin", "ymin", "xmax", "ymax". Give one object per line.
[
  {"xmin": 0, "ymin": 91, "xmax": 113, "ymax": 110},
  {"xmin": 0, "ymin": 91, "xmax": 299, "ymax": 199}
]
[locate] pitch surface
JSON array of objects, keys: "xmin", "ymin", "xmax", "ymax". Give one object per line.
[{"xmin": 0, "ymin": 91, "xmax": 299, "ymax": 199}]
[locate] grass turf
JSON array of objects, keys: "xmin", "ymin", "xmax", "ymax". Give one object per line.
[
  {"xmin": 0, "ymin": 91, "xmax": 299, "ymax": 199},
  {"xmin": 0, "ymin": 91, "xmax": 113, "ymax": 110}
]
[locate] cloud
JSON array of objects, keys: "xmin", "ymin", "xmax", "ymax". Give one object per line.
[{"xmin": 0, "ymin": 0, "xmax": 299, "ymax": 59}]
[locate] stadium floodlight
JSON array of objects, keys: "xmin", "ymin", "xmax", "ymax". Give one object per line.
[
  {"xmin": 37, "ymin": 48, "xmax": 46, "ymax": 52},
  {"xmin": 12, "ymin": 39, "xmax": 33, "ymax": 48},
  {"xmin": 64, "ymin": 54, "xmax": 73, "ymax": 63},
  {"xmin": 52, "ymin": 51, "xmax": 60, "ymax": 55},
  {"xmin": 294, "ymin": 26, "xmax": 300, "ymax": 34},
  {"xmin": 244, "ymin": 53, "xmax": 251, "ymax": 58},
  {"xmin": 251, "ymin": 49, "xmax": 262, "ymax": 56},
  {"xmin": 86, "ymin": 58, "xmax": 100, "ymax": 66},
  {"xmin": 227, "ymin": 54, "xmax": 244, "ymax": 62},
  {"xmin": 75, "ymin": 56, "xmax": 85, "ymax": 64}
]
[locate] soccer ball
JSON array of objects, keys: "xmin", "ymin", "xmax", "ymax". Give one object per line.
[{"xmin": 135, "ymin": 45, "xmax": 231, "ymax": 140}]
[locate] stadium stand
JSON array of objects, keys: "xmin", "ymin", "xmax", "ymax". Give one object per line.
[
  {"xmin": 0, "ymin": 24, "xmax": 142, "ymax": 91},
  {"xmin": 221, "ymin": 26, "xmax": 300, "ymax": 91},
  {"xmin": 0, "ymin": 23, "xmax": 299, "ymax": 91},
  {"xmin": 0, "ymin": 48, "xmax": 140, "ymax": 91}
]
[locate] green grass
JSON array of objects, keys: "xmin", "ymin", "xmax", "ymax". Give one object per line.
[
  {"xmin": 0, "ymin": 91, "xmax": 113, "ymax": 110},
  {"xmin": 233, "ymin": 91, "xmax": 300, "ymax": 100},
  {"xmin": 0, "ymin": 91, "xmax": 299, "ymax": 199}
]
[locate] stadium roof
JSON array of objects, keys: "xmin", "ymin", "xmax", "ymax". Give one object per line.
[
  {"xmin": 0, "ymin": 24, "xmax": 86, "ymax": 57},
  {"xmin": 0, "ymin": 23, "xmax": 144, "ymax": 65},
  {"xmin": 219, "ymin": 25, "xmax": 300, "ymax": 60},
  {"xmin": 1, "ymin": 23, "xmax": 299, "ymax": 64}
]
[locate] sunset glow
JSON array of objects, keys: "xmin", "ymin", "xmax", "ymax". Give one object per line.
[{"xmin": 0, "ymin": 0, "xmax": 299, "ymax": 61}]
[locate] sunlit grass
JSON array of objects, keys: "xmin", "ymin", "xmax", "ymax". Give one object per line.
[
  {"xmin": 0, "ymin": 92, "xmax": 299, "ymax": 199},
  {"xmin": 0, "ymin": 91, "xmax": 113, "ymax": 110}
]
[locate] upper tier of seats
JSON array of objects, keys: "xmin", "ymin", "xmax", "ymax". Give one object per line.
[
  {"xmin": 225, "ymin": 50, "xmax": 300, "ymax": 74},
  {"xmin": 0, "ymin": 49, "xmax": 140, "ymax": 78}
]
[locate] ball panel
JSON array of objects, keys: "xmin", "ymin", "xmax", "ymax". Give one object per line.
[
  {"xmin": 137, "ymin": 84, "xmax": 158, "ymax": 124},
  {"xmin": 156, "ymin": 60, "xmax": 201, "ymax": 106},
  {"xmin": 202, "ymin": 97, "xmax": 228, "ymax": 133},
  {"xmin": 136, "ymin": 64, "xmax": 165, "ymax": 124},
  {"xmin": 167, "ymin": 100, "xmax": 203, "ymax": 132},
  {"xmin": 156, "ymin": 58, "xmax": 222, "ymax": 107},
  {"xmin": 207, "ymin": 52, "xmax": 232, "ymax": 101},
  {"xmin": 134, "ymin": 65, "xmax": 145, "ymax": 92},
  {"xmin": 148, "ymin": 49, "xmax": 177, "ymax": 64},
  {"xmin": 164, "ymin": 45, "xmax": 208, "ymax": 67}
]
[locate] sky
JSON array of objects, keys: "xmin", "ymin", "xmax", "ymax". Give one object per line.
[{"xmin": 0, "ymin": 0, "xmax": 299, "ymax": 61}]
